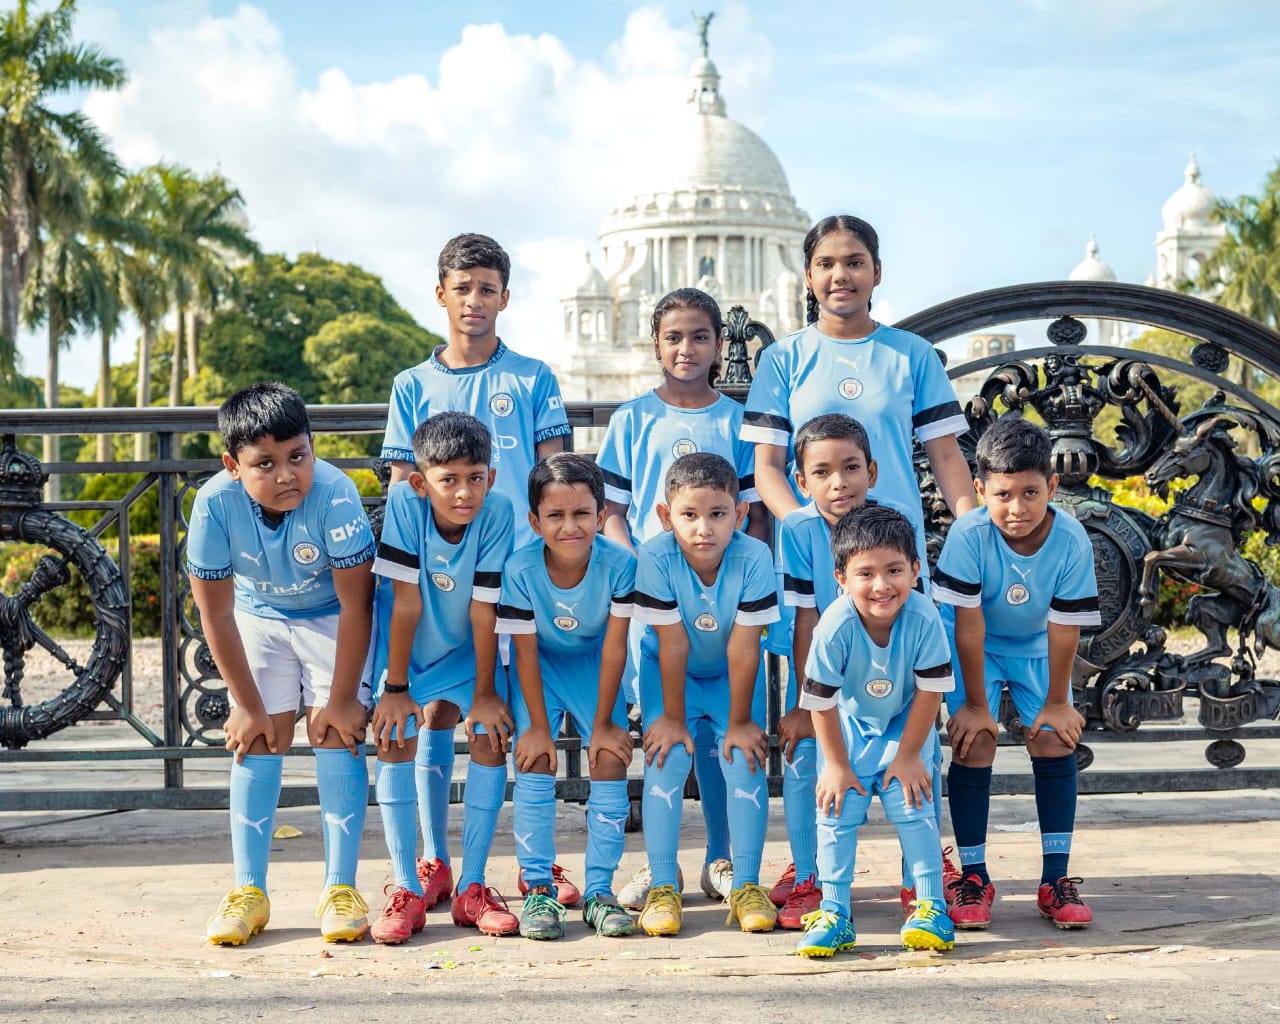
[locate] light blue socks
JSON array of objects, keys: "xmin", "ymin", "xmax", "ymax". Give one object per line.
[
  {"xmin": 585, "ymin": 778, "xmax": 629, "ymax": 899},
  {"xmin": 458, "ymin": 760, "xmax": 507, "ymax": 890},
  {"xmin": 375, "ymin": 759, "xmax": 423, "ymax": 895},
  {"xmin": 315, "ymin": 746, "xmax": 368, "ymax": 888},
  {"xmin": 229, "ymin": 754, "xmax": 283, "ymax": 891},
  {"xmin": 416, "ymin": 727, "xmax": 455, "ymax": 865}
]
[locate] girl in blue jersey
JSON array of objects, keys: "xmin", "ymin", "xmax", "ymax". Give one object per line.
[
  {"xmin": 742, "ymin": 215, "xmax": 978, "ymax": 903},
  {"xmin": 597, "ymin": 288, "xmax": 766, "ymax": 911}
]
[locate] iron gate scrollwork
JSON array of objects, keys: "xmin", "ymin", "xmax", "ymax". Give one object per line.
[
  {"xmin": 0, "ymin": 435, "xmax": 129, "ymax": 749},
  {"xmin": 900, "ymin": 283, "xmax": 1280, "ymax": 768}
]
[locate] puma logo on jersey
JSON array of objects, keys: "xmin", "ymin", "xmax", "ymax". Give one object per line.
[
  {"xmin": 553, "ymin": 600, "xmax": 580, "ymax": 631},
  {"xmin": 834, "ymin": 355, "xmax": 863, "ymax": 372},
  {"xmin": 871, "ymin": 657, "xmax": 889, "ymax": 675},
  {"xmin": 1010, "ymin": 563, "xmax": 1033, "ymax": 583},
  {"xmin": 234, "ymin": 813, "xmax": 269, "ymax": 835},
  {"xmin": 555, "ymin": 601, "xmax": 579, "ymax": 616},
  {"xmin": 594, "ymin": 813, "xmax": 626, "ymax": 836},
  {"xmin": 733, "ymin": 785, "xmax": 762, "ymax": 808},
  {"xmin": 324, "ymin": 812, "xmax": 355, "ymax": 836},
  {"xmin": 330, "ymin": 495, "xmax": 354, "ymax": 507},
  {"xmin": 648, "ymin": 784, "xmax": 679, "ymax": 810},
  {"xmin": 238, "ymin": 551, "xmax": 263, "ymax": 567}
]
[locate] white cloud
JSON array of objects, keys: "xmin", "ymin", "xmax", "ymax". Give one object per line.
[{"xmin": 22, "ymin": 2, "xmax": 775, "ymax": 391}]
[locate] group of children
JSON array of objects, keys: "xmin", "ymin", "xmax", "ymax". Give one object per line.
[{"xmin": 189, "ymin": 218, "xmax": 1101, "ymax": 959}]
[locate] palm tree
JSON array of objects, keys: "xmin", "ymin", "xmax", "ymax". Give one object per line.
[
  {"xmin": 0, "ymin": 0, "xmax": 125, "ymax": 378},
  {"xmin": 139, "ymin": 164, "xmax": 258, "ymax": 406},
  {"xmin": 1197, "ymin": 163, "xmax": 1280, "ymax": 331},
  {"xmin": 117, "ymin": 170, "xmax": 169, "ymax": 458}
]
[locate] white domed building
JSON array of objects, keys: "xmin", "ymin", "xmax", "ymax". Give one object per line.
[
  {"xmin": 1068, "ymin": 237, "xmax": 1126, "ymax": 346},
  {"xmin": 1154, "ymin": 153, "xmax": 1225, "ymax": 292},
  {"xmin": 559, "ymin": 34, "xmax": 809, "ymax": 403}
]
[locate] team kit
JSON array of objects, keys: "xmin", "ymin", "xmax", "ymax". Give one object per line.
[{"xmin": 188, "ymin": 223, "xmax": 1101, "ymax": 958}]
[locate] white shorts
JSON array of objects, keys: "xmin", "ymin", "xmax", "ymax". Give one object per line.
[{"xmin": 233, "ymin": 610, "xmax": 371, "ymax": 715}]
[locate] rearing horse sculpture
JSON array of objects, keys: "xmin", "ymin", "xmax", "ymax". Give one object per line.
[{"xmin": 1140, "ymin": 416, "xmax": 1277, "ymax": 667}]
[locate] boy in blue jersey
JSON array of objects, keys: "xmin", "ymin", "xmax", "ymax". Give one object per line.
[
  {"xmin": 497, "ymin": 453, "xmax": 638, "ymax": 940},
  {"xmin": 379, "ymin": 233, "xmax": 571, "ymax": 913},
  {"xmin": 631, "ymin": 453, "xmax": 780, "ymax": 937},
  {"xmin": 368, "ymin": 412, "xmax": 517, "ymax": 943},
  {"xmin": 188, "ymin": 382, "xmax": 375, "ymax": 947},
  {"xmin": 932, "ymin": 416, "xmax": 1101, "ymax": 930},
  {"xmin": 597, "ymin": 287, "xmax": 766, "ymax": 910},
  {"xmin": 796, "ymin": 505, "xmax": 956, "ymax": 958}
]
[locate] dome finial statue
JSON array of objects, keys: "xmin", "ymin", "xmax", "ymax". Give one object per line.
[{"xmin": 693, "ymin": 10, "xmax": 715, "ymax": 57}]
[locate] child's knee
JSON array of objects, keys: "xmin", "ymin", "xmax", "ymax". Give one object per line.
[
  {"xmin": 1026, "ymin": 730, "xmax": 1075, "ymax": 760},
  {"xmin": 590, "ymin": 748, "xmax": 628, "ymax": 781},
  {"xmin": 423, "ymin": 699, "xmax": 462, "ymax": 731},
  {"xmin": 468, "ymin": 736, "xmax": 507, "ymax": 768},
  {"xmin": 953, "ymin": 729, "xmax": 997, "ymax": 768}
]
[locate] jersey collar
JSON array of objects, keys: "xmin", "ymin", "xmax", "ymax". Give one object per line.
[{"xmin": 428, "ymin": 338, "xmax": 507, "ymax": 375}]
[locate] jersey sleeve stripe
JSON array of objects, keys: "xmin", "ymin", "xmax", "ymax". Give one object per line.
[
  {"xmin": 798, "ymin": 678, "xmax": 839, "ymax": 711},
  {"xmin": 609, "ymin": 599, "xmax": 634, "ymax": 619},
  {"xmin": 743, "ymin": 410, "xmax": 792, "ymax": 432},
  {"xmin": 474, "ymin": 570, "xmax": 502, "ymax": 590},
  {"xmin": 472, "ymin": 584, "xmax": 501, "ymax": 603},
  {"xmin": 739, "ymin": 594, "xmax": 779, "ymax": 614},
  {"xmin": 605, "ymin": 483, "xmax": 631, "ymax": 506},
  {"xmin": 376, "ymin": 543, "xmax": 418, "ymax": 569},
  {"xmin": 186, "ymin": 562, "xmax": 232, "ymax": 581},
  {"xmin": 380, "ymin": 445, "xmax": 415, "ymax": 463},
  {"xmin": 601, "ymin": 467, "xmax": 631, "ymax": 490},
  {"xmin": 535, "ymin": 424, "xmax": 573, "ymax": 442},
  {"xmin": 495, "ymin": 603, "xmax": 534, "ymax": 621},
  {"xmin": 736, "ymin": 606, "xmax": 781, "ymax": 627},
  {"xmin": 495, "ymin": 604, "xmax": 537, "ymax": 633},
  {"xmin": 915, "ymin": 661, "xmax": 956, "ymax": 692},
  {"xmin": 1051, "ymin": 595, "xmax": 1100, "ymax": 613},
  {"xmin": 633, "ymin": 604, "xmax": 682, "ymax": 626},
  {"xmin": 930, "ymin": 567, "xmax": 981, "ymax": 606},
  {"xmin": 1048, "ymin": 608, "xmax": 1103, "ymax": 627},
  {"xmin": 916, "ymin": 414, "xmax": 970, "ymax": 443},
  {"xmin": 331, "ymin": 545, "xmax": 376, "ymax": 570},
  {"xmin": 373, "ymin": 557, "xmax": 418, "ymax": 584},
  {"xmin": 912, "ymin": 401, "xmax": 965, "ymax": 430}
]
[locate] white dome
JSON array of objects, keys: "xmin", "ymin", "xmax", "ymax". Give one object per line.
[
  {"xmin": 575, "ymin": 250, "xmax": 608, "ymax": 296},
  {"xmin": 1162, "ymin": 154, "xmax": 1217, "ymax": 230},
  {"xmin": 1069, "ymin": 237, "xmax": 1117, "ymax": 282}
]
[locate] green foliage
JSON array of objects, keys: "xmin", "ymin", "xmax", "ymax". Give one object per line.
[
  {"xmin": 0, "ymin": 536, "xmax": 164, "ymax": 637},
  {"xmin": 1197, "ymin": 161, "xmax": 1280, "ymax": 331},
  {"xmin": 191, "ymin": 252, "xmax": 439, "ymax": 409}
]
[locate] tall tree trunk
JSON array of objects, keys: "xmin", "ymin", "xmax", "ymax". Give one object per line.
[
  {"xmin": 136, "ymin": 322, "xmax": 154, "ymax": 460},
  {"xmin": 97, "ymin": 326, "xmax": 113, "ymax": 462},
  {"xmin": 0, "ymin": 219, "xmax": 18, "ymax": 375},
  {"xmin": 185, "ymin": 308, "xmax": 199, "ymax": 381},
  {"xmin": 168, "ymin": 306, "xmax": 185, "ymax": 406},
  {"xmin": 44, "ymin": 315, "xmax": 61, "ymax": 503}
]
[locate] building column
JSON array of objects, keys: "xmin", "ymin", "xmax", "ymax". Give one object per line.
[{"xmin": 687, "ymin": 234, "xmax": 696, "ymax": 287}]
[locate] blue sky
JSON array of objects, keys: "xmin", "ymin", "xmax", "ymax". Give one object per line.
[{"xmin": 22, "ymin": 0, "xmax": 1280, "ymax": 390}]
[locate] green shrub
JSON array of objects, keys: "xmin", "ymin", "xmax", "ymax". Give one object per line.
[{"xmin": 0, "ymin": 536, "xmax": 164, "ymax": 637}]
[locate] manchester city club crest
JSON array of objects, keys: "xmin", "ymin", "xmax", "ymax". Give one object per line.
[
  {"xmin": 865, "ymin": 678, "xmax": 894, "ymax": 698},
  {"xmin": 838, "ymin": 378, "xmax": 864, "ymax": 400},
  {"xmin": 489, "ymin": 392, "xmax": 515, "ymax": 417},
  {"xmin": 694, "ymin": 612, "xmax": 719, "ymax": 632},
  {"xmin": 671, "ymin": 438, "xmax": 698, "ymax": 459},
  {"xmin": 431, "ymin": 572, "xmax": 457, "ymax": 592},
  {"xmin": 292, "ymin": 541, "xmax": 320, "ymax": 565},
  {"xmin": 553, "ymin": 615, "xmax": 580, "ymax": 631},
  {"xmin": 1005, "ymin": 583, "xmax": 1030, "ymax": 606}
]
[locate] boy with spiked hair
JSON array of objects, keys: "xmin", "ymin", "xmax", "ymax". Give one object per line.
[
  {"xmin": 630, "ymin": 452, "xmax": 780, "ymax": 938},
  {"xmin": 498, "ymin": 452, "xmax": 638, "ymax": 939},
  {"xmin": 933, "ymin": 415, "xmax": 1101, "ymax": 930},
  {"xmin": 797, "ymin": 504, "xmax": 956, "ymax": 958},
  {"xmin": 368, "ymin": 411, "xmax": 516, "ymax": 943},
  {"xmin": 380, "ymin": 233, "xmax": 571, "ymax": 908},
  {"xmin": 189, "ymin": 381, "xmax": 376, "ymax": 946}
]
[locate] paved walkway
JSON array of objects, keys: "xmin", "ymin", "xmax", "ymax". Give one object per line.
[{"xmin": 2, "ymin": 787, "xmax": 1278, "ymax": 982}]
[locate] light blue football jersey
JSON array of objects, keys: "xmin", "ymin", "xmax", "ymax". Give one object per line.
[
  {"xmin": 597, "ymin": 391, "xmax": 759, "ymax": 545},
  {"xmin": 496, "ymin": 535, "xmax": 637, "ymax": 660},
  {"xmin": 740, "ymin": 323, "xmax": 966, "ymax": 538},
  {"xmin": 800, "ymin": 589, "xmax": 954, "ymax": 736},
  {"xmin": 632, "ymin": 531, "xmax": 779, "ymax": 678},
  {"xmin": 381, "ymin": 340, "xmax": 571, "ymax": 547},
  {"xmin": 775, "ymin": 497, "xmax": 928, "ymax": 656},
  {"xmin": 186, "ymin": 459, "xmax": 374, "ymax": 620},
  {"xmin": 931, "ymin": 505, "xmax": 1101, "ymax": 658},
  {"xmin": 370, "ymin": 482, "xmax": 514, "ymax": 686}
]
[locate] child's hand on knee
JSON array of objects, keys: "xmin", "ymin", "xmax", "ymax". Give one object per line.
[
  {"xmin": 882, "ymin": 754, "xmax": 932, "ymax": 811},
  {"xmin": 1028, "ymin": 700, "xmax": 1085, "ymax": 748},
  {"xmin": 371, "ymin": 693, "xmax": 420, "ymax": 750},
  {"xmin": 642, "ymin": 714, "xmax": 693, "ymax": 769},
  {"xmin": 723, "ymin": 720, "xmax": 769, "ymax": 773},
  {"xmin": 777, "ymin": 706, "xmax": 815, "ymax": 763},
  {"xmin": 946, "ymin": 703, "xmax": 999, "ymax": 760},
  {"xmin": 815, "ymin": 763, "xmax": 863, "ymax": 817},
  {"xmin": 465, "ymin": 693, "xmax": 514, "ymax": 754},
  {"xmin": 514, "ymin": 726, "xmax": 557, "ymax": 775},
  {"xmin": 224, "ymin": 705, "xmax": 276, "ymax": 762},
  {"xmin": 588, "ymin": 721, "xmax": 633, "ymax": 773}
]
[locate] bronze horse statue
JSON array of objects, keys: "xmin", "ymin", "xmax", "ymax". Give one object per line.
[{"xmin": 1139, "ymin": 415, "xmax": 1279, "ymax": 668}]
